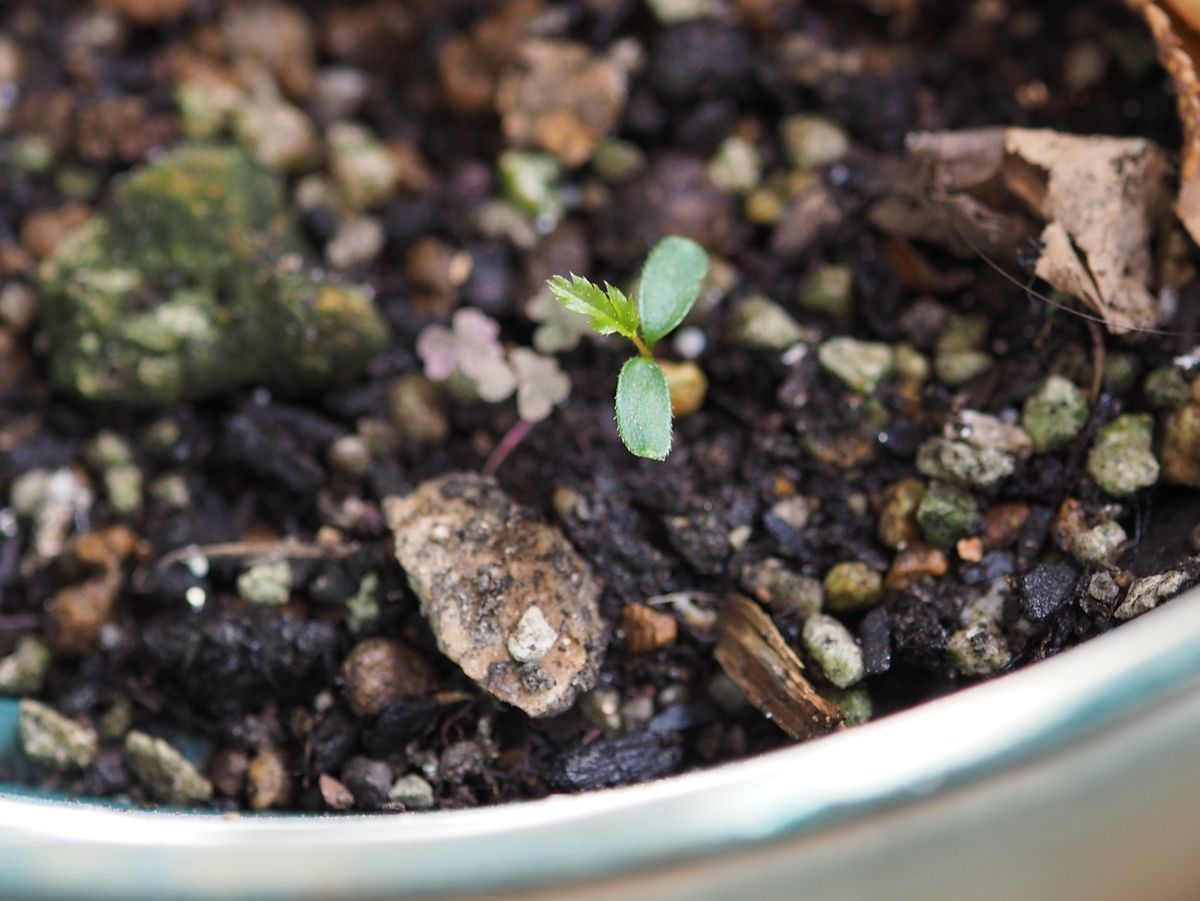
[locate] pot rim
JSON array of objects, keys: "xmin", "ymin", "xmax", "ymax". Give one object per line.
[{"xmin": 2, "ymin": 587, "xmax": 1200, "ymax": 899}]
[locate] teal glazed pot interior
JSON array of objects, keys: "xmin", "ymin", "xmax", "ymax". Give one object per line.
[{"xmin": 0, "ymin": 588, "xmax": 1199, "ymax": 900}]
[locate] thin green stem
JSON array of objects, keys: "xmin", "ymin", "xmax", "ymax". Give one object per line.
[{"xmin": 630, "ymin": 333, "xmax": 653, "ymax": 359}]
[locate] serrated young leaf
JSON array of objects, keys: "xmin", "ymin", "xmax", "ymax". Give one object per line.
[
  {"xmin": 638, "ymin": 236, "xmax": 709, "ymax": 349},
  {"xmin": 615, "ymin": 357, "xmax": 673, "ymax": 460},
  {"xmin": 547, "ymin": 274, "xmax": 640, "ymax": 340}
]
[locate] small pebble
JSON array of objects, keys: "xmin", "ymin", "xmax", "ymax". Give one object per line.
[
  {"xmin": 1114, "ymin": 570, "xmax": 1188, "ymax": 621},
  {"xmin": 1087, "ymin": 571, "xmax": 1122, "ymax": 606},
  {"xmin": 823, "ymin": 561, "xmax": 883, "ymax": 612},
  {"xmin": 725, "ymin": 295, "xmax": 808, "ymax": 350},
  {"xmin": 0, "ymin": 282, "xmax": 39, "ymax": 334},
  {"xmin": 950, "ymin": 411, "xmax": 1033, "ymax": 457},
  {"xmin": 947, "ymin": 618, "xmax": 1011, "ymax": 676},
  {"xmin": 707, "ymin": 135, "xmax": 761, "ymax": 195},
  {"xmin": 620, "ymin": 603, "xmax": 678, "ymax": 653},
  {"xmin": 877, "ymin": 477, "xmax": 926, "ymax": 549},
  {"xmin": 893, "ymin": 344, "xmax": 930, "ymax": 383},
  {"xmin": 246, "ymin": 747, "xmax": 292, "ymax": 811},
  {"xmin": 1086, "ymin": 414, "xmax": 1159, "ymax": 496},
  {"xmin": 209, "ymin": 748, "xmax": 250, "ymax": 798},
  {"xmin": 579, "ymin": 688, "xmax": 623, "ymax": 734},
  {"xmin": 0, "ymin": 636, "xmax": 52, "ymax": 696},
  {"xmin": 885, "ymin": 542, "xmax": 948, "ymax": 591},
  {"xmin": 319, "ymin": 773, "xmax": 356, "ymax": 811},
  {"xmin": 388, "ymin": 773, "xmax": 436, "ymax": 811},
  {"xmin": 818, "ymin": 337, "xmax": 894, "ymax": 393},
  {"xmin": 1069, "ymin": 521, "xmax": 1127, "ymax": 565},
  {"xmin": 236, "ymin": 559, "xmax": 293, "ymax": 607},
  {"xmin": 123, "ymin": 730, "xmax": 213, "ymax": 805},
  {"xmin": 103, "ymin": 464, "xmax": 142, "ymax": 515},
  {"xmin": 498, "ymin": 150, "xmax": 563, "ymax": 223},
  {"xmin": 798, "ymin": 264, "xmax": 853, "ymax": 321},
  {"xmin": 1143, "ymin": 366, "xmax": 1190, "ymax": 409},
  {"xmin": 916, "ymin": 437, "xmax": 1015, "ymax": 488},
  {"xmin": 328, "ymin": 122, "xmax": 400, "ymax": 212},
  {"xmin": 340, "ymin": 637, "xmax": 436, "ymax": 718},
  {"xmin": 934, "ymin": 350, "xmax": 992, "ymax": 385},
  {"xmin": 802, "ymin": 613, "xmax": 865, "ymax": 688},
  {"xmin": 739, "ymin": 558, "xmax": 823, "ymax": 618},
  {"xmin": 235, "ymin": 99, "xmax": 318, "ymax": 172},
  {"xmin": 507, "ymin": 605, "xmax": 559, "ymax": 663},
  {"xmin": 1022, "ymin": 375, "xmax": 1089, "ymax": 453},
  {"xmin": 780, "ymin": 114, "xmax": 849, "ymax": 169},
  {"xmin": 19, "ymin": 699, "xmax": 98, "ymax": 770},
  {"xmin": 326, "ymin": 217, "xmax": 385, "ymax": 270},
  {"xmin": 327, "ymin": 434, "xmax": 373, "ymax": 478},
  {"xmin": 859, "ymin": 608, "xmax": 892, "ymax": 675},
  {"xmin": 547, "ymin": 732, "xmax": 682, "ymax": 791},
  {"xmin": 387, "ymin": 374, "xmax": 449, "ymax": 445},
  {"xmin": 659, "ymin": 360, "xmax": 708, "ymax": 417},
  {"xmin": 983, "ymin": 503, "xmax": 1031, "ymax": 549},
  {"xmin": 824, "ymin": 687, "xmax": 872, "ymax": 726},
  {"xmin": 1020, "ymin": 561, "xmax": 1079, "ymax": 622},
  {"xmin": 341, "ymin": 756, "xmax": 393, "ymax": 810},
  {"xmin": 916, "ymin": 480, "xmax": 977, "ymax": 548}
]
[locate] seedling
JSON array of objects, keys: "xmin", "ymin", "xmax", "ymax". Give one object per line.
[{"xmin": 547, "ymin": 235, "xmax": 709, "ymax": 460}]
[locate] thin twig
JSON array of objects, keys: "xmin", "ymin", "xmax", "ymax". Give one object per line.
[{"xmin": 154, "ymin": 539, "xmax": 361, "ymax": 571}]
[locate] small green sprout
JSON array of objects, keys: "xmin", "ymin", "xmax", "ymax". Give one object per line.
[{"xmin": 548, "ymin": 235, "xmax": 709, "ymax": 460}]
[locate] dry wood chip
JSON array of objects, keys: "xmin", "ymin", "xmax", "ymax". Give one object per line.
[{"xmin": 713, "ymin": 595, "xmax": 843, "ymax": 740}]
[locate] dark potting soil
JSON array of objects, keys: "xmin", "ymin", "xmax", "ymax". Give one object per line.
[{"xmin": 1, "ymin": 0, "xmax": 1199, "ymax": 812}]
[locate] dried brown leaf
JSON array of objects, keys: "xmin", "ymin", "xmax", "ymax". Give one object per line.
[
  {"xmin": 869, "ymin": 127, "xmax": 1031, "ymax": 258},
  {"xmin": 1003, "ymin": 129, "xmax": 1169, "ymax": 333},
  {"xmin": 1129, "ymin": 0, "xmax": 1200, "ymax": 242}
]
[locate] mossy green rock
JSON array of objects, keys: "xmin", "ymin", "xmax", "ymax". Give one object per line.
[
  {"xmin": 39, "ymin": 144, "xmax": 387, "ymax": 405},
  {"xmin": 916, "ymin": 480, "xmax": 977, "ymax": 548},
  {"xmin": 1086, "ymin": 413, "xmax": 1159, "ymax": 496},
  {"xmin": 1021, "ymin": 375, "xmax": 1089, "ymax": 453}
]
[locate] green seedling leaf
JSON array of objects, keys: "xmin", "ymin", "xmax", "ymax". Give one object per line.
[
  {"xmin": 615, "ymin": 357, "xmax": 672, "ymax": 460},
  {"xmin": 638, "ymin": 236, "xmax": 709, "ymax": 349},
  {"xmin": 547, "ymin": 274, "xmax": 640, "ymax": 340}
]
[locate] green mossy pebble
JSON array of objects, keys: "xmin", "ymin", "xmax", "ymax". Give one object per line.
[
  {"xmin": 823, "ymin": 561, "xmax": 883, "ymax": 613},
  {"xmin": 1086, "ymin": 414, "xmax": 1159, "ymax": 496},
  {"xmin": 725, "ymin": 295, "xmax": 808, "ymax": 351},
  {"xmin": 18, "ymin": 699, "xmax": 98, "ymax": 771},
  {"xmin": 934, "ymin": 350, "xmax": 993, "ymax": 385},
  {"xmin": 802, "ymin": 613, "xmax": 864, "ymax": 688},
  {"xmin": 824, "ymin": 687, "xmax": 872, "ymax": 726},
  {"xmin": 0, "ymin": 637, "xmax": 52, "ymax": 696},
  {"xmin": 1021, "ymin": 375, "xmax": 1089, "ymax": 453},
  {"xmin": 236, "ymin": 559, "xmax": 293, "ymax": 606},
  {"xmin": 1069, "ymin": 521, "xmax": 1128, "ymax": 565},
  {"xmin": 124, "ymin": 730, "xmax": 214, "ymax": 805},
  {"xmin": 916, "ymin": 480, "xmax": 977, "ymax": 548},
  {"xmin": 388, "ymin": 773, "xmax": 436, "ymax": 811},
  {"xmin": 797, "ymin": 264, "xmax": 853, "ymax": 321},
  {"xmin": 1144, "ymin": 366, "xmax": 1191, "ymax": 409},
  {"xmin": 947, "ymin": 618, "xmax": 1011, "ymax": 677},
  {"xmin": 39, "ymin": 144, "xmax": 386, "ymax": 405},
  {"xmin": 1115, "ymin": 570, "xmax": 1188, "ymax": 621},
  {"xmin": 740, "ymin": 558, "xmax": 823, "ymax": 619},
  {"xmin": 818, "ymin": 337, "xmax": 894, "ymax": 393},
  {"xmin": 915, "ymin": 437, "xmax": 1015, "ymax": 488}
]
